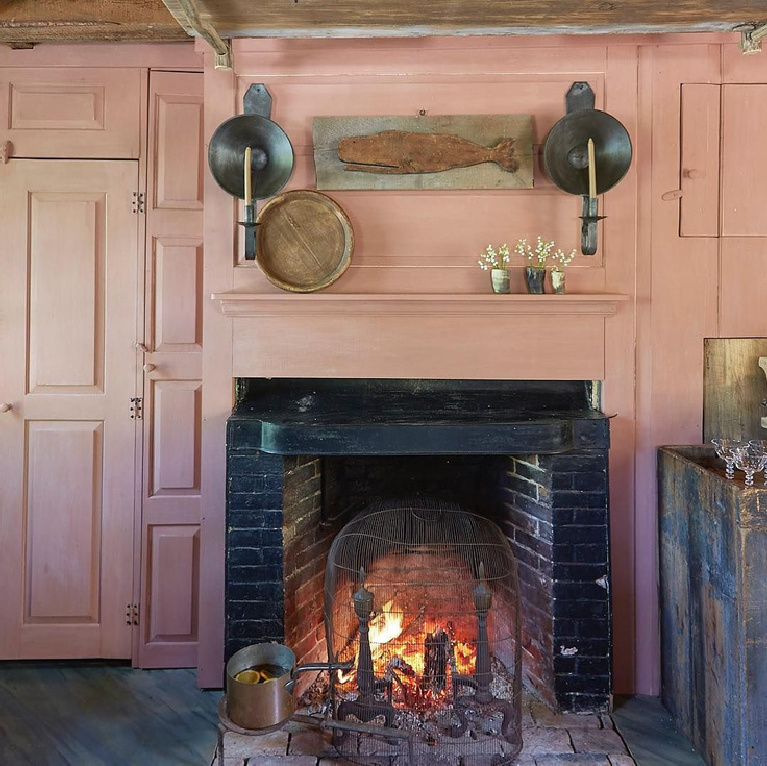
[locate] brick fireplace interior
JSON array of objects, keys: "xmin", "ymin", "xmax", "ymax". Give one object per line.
[{"xmin": 225, "ymin": 378, "xmax": 611, "ymax": 713}]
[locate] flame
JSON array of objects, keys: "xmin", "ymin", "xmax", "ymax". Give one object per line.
[
  {"xmin": 335, "ymin": 598, "xmax": 479, "ymax": 714},
  {"xmin": 368, "ymin": 600, "xmax": 404, "ymax": 649}
]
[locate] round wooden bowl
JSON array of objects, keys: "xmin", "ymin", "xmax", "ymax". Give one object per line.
[{"xmin": 256, "ymin": 190, "xmax": 354, "ymax": 292}]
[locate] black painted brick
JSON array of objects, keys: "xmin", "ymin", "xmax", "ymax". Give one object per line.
[
  {"xmin": 228, "ymin": 475, "xmax": 267, "ymax": 493},
  {"xmin": 514, "ymin": 529, "xmax": 554, "ymax": 559},
  {"xmin": 226, "ymin": 547, "xmax": 282, "ymax": 567},
  {"xmin": 557, "ymin": 693, "xmax": 610, "ymax": 713},
  {"xmin": 228, "ymin": 600, "xmax": 284, "ymax": 621},
  {"xmin": 543, "ymin": 452, "xmax": 607, "ymax": 472},
  {"xmin": 554, "ymin": 543, "xmax": 608, "ymax": 564},
  {"xmin": 554, "ymin": 524, "xmax": 607, "ymax": 552},
  {"xmin": 228, "ymin": 509, "xmax": 283, "ymax": 528},
  {"xmin": 554, "ymin": 599, "xmax": 609, "ymax": 619},
  {"xmin": 228, "ymin": 619, "xmax": 284, "ymax": 639},
  {"xmin": 573, "ymin": 472, "xmax": 607, "ymax": 492},
  {"xmin": 229, "ymin": 528, "xmax": 283, "ymax": 548},
  {"xmin": 554, "ymin": 582, "xmax": 609, "ymax": 601},
  {"xmin": 227, "ymin": 564, "xmax": 281, "ymax": 584},
  {"xmin": 573, "ymin": 508, "xmax": 608, "ymax": 526},
  {"xmin": 553, "ymin": 562, "xmax": 608, "ymax": 581},
  {"xmin": 227, "ymin": 491, "xmax": 283, "ymax": 511},
  {"xmin": 551, "ymin": 491, "xmax": 607, "ymax": 510},
  {"xmin": 576, "ymin": 657, "xmax": 611, "ymax": 675},
  {"xmin": 552, "ymin": 472, "xmax": 575, "ymax": 491},
  {"xmin": 228, "ymin": 582, "xmax": 284, "ymax": 601},
  {"xmin": 555, "ymin": 673, "xmax": 610, "ymax": 694}
]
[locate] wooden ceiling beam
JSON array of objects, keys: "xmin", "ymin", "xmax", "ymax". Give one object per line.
[
  {"xmin": 192, "ymin": 0, "xmax": 764, "ymax": 36},
  {"xmin": 161, "ymin": 0, "xmax": 231, "ymax": 68},
  {"xmin": 0, "ymin": 0, "xmax": 187, "ymax": 44}
]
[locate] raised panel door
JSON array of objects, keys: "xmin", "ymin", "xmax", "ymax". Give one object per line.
[
  {"xmin": 0, "ymin": 68, "xmax": 141, "ymax": 159},
  {"xmin": 137, "ymin": 71, "xmax": 204, "ymax": 668},
  {"xmin": 0, "ymin": 159, "xmax": 139, "ymax": 659}
]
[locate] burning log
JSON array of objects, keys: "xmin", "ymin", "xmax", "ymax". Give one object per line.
[{"xmin": 422, "ymin": 627, "xmax": 449, "ymax": 692}]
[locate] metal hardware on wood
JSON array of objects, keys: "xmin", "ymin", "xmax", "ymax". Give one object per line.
[
  {"xmin": 662, "ymin": 189, "xmax": 684, "ymax": 201},
  {"xmin": 0, "ymin": 403, "xmax": 12, "ymax": 413},
  {"xmin": 737, "ymin": 22, "xmax": 767, "ymax": 54},
  {"xmin": 143, "ymin": 364, "xmax": 156, "ymax": 373},
  {"xmin": 132, "ymin": 192, "xmax": 145, "ymax": 214},
  {"xmin": 135, "ymin": 342, "xmax": 149, "ymax": 353},
  {"xmin": 683, "ymin": 168, "xmax": 704, "ymax": 180},
  {"xmin": 1, "ymin": 141, "xmax": 11, "ymax": 164},
  {"xmin": 125, "ymin": 603, "xmax": 139, "ymax": 626},
  {"xmin": 129, "ymin": 397, "xmax": 143, "ymax": 419}
]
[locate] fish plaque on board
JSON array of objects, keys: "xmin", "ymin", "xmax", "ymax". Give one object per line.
[{"xmin": 313, "ymin": 115, "xmax": 534, "ymax": 191}]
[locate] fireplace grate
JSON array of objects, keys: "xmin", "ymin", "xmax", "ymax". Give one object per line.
[{"xmin": 323, "ymin": 499, "xmax": 523, "ymax": 765}]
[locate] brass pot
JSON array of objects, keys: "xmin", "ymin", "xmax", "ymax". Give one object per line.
[{"xmin": 226, "ymin": 643, "xmax": 352, "ymax": 730}]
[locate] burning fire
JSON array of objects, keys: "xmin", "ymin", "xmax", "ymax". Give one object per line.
[{"xmin": 336, "ymin": 598, "xmax": 477, "ymax": 712}]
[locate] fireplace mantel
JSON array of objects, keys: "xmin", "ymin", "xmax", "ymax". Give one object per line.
[
  {"xmin": 212, "ymin": 292, "xmax": 628, "ymax": 317},
  {"xmin": 211, "ymin": 292, "xmax": 629, "ymax": 380}
]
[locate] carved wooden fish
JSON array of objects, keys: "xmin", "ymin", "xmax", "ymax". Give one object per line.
[{"xmin": 337, "ymin": 130, "xmax": 519, "ymax": 174}]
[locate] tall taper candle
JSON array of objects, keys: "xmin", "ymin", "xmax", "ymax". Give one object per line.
[
  {"xmin": 587, "ymin": 138, "xmax": 596, "ymax": 200},
  {"xmin": 243, "ymin": 146, "xmax": 252, "ymax": 205}
]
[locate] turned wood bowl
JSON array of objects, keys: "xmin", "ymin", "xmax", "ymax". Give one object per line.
[{"xmin": 256, "ymin": 189, "xmax": 354, "ymax": 292}]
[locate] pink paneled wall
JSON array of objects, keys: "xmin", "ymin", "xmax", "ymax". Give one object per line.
[{"xmin": 199, "ymin": 33, "xmax": 767, "ymax": 695}]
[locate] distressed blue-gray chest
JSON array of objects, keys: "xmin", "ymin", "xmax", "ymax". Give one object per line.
[{"xmin": 659, "ymin": 445, "xmax": 767, "ymax": 766}]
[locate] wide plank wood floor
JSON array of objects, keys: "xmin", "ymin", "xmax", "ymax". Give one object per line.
[{"xmin": 0, "ymin": 662, "xmax": 221, "ymax": 766}]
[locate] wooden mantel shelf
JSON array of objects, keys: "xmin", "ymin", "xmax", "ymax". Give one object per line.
[{"xmin": 211, "ymin": 292, "xmax": 629, "ymax": 317}]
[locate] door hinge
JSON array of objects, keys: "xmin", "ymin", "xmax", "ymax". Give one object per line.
[
  {"xmin": 130, "ymin": 397, "xmax": 143, "ymax": 419},
  {"xmin": 132, "ymin": 191, "xmax": 145, "ymax": 214},
  {"xmin": 126, "ymin": 603, "xmax": 139, "ymax": 626}
]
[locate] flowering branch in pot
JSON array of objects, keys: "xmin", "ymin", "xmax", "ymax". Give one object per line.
[
  {"xmin": 550, "ymin": 247, "xmax": 577, "ymax": 294},
  {"xmin": 478, "ymin": 244, "xmax": 511, "ymax": 293}
]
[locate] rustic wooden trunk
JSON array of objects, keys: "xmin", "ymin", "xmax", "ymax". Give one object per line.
[{"xmin": 659, "ymin": 445, "xmax": 767, "ymax": 766}]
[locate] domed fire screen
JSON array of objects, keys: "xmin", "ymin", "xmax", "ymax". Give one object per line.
[{"xmin": 324, "ymin": 499, "xmax": 523, "ymax": 765}]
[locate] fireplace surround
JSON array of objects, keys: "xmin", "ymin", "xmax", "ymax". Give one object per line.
[{"xmin": 225, "ymin": 378, "xmax": 611, "ymax": 714}]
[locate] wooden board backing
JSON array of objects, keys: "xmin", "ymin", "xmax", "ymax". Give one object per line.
[
  {"xmin": 313, "ymin": 115, "xmax": 533, "ymax": 191},
  {"xmin": 703, "ymin": 338, "xmax": 767, "ymax": 442}
]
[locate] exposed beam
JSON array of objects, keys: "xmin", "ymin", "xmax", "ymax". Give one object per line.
[
  {"xmin": 192, "ymin": 0, "xmax": 764, "ymax": 36},
  {"xmin": 0, "ymin": 0, "xmax": 187, "ymax": 43},
  {"xmin": 161, "ymin": 0, "xmax": 231, "ymax": 68}
]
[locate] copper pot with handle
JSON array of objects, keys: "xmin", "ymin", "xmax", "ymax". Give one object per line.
[{"xmin": 226, "ymin": 643, "xmax": 353, "ymax": 730}]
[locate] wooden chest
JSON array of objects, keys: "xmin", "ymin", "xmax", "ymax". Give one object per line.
[{"xmin": 659, "ymin": 445, "xmax": 767, "ymax": 766}]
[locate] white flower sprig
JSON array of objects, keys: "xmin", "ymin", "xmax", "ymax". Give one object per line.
[
  {"xmin": 550, "ymin": 247, "xmax": 577, "ymax": 272},
  {"xmin": 477, "ymin": 243, "xmax": 510, "ymax": 271},
  {"xmin": 514, "ymin": 236, "xmax": 556, "ymax": 268}
]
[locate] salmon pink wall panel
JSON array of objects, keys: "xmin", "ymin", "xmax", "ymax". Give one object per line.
[
  {"xmin": 148, "ymin": 526, "xmax": 200, "ymax": 640},
  {"xmin": 153, "ymin": 241, "xmax": 203, "ymax": 350},
  {"xmin": 721, "ymin": 84, "xmax": 767, "ymax": 237},
  {"xmin": 150, "ymin": 381, "xmax": 201, "ymax": 495},
  {"xmin": 154, "ymin": 95, "xmax": 204, "ymax": 210},
  {"xmin": 719, "ymin": 238, "xmax": 767, "ymax": 337},
  {"xmin": 25, "ymin": 421, "xmax": 103, "ymax": 622},
  {"xmin": 680, "ymin": 84, "xmax": 720, "ymax": 238},
  {"xmin": 232, "ymin": 314, "xmax": 607, "ymax": 380},
  {"xmin": 0, "ymin": 68, "xmax": 141, "ymax": 158},
  {"xmin": 28, "ymin": 194, "xmax": 104, "ymax": 394}
]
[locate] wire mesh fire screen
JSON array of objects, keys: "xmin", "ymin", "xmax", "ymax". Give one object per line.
[{"xmin": 324, "ymin": 499, "xmax": 523, "ymax": 765}]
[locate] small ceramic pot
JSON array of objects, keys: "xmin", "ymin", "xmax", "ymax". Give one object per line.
[
  {"xmin": 524, "ymin": 266, "xmax": 546, "ymax": 294},
  {"xmin": 551, "ymin": 270, "xmax": 566, "ymax": 294},
  {"xmin": 490, "ymin": 268, "xmax": 510, "ymax": 294}
]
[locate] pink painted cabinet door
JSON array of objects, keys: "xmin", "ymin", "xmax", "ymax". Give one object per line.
[
  {"xmin": 0, "ymin": 68, "xmax": 141, "ymax": 159},
  {"xmin": 0, "ymin": 159, "xmax": 139, "ymax": 659},
  {"xmin": 137, "ymin": 71, "xmax": 204, "ymax": 668}
]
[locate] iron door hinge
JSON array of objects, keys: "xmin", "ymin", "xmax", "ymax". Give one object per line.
[
  {"xmin": 132, "ymin": 192, "xmax": 145, "ymax": 214},
  {"xmin": 126, "ymin": 603, "xmax": 139, "ymax": 626},
  {"xmin": 130, "ymin": 397, "xmax": 143, "ymax": 419}
]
